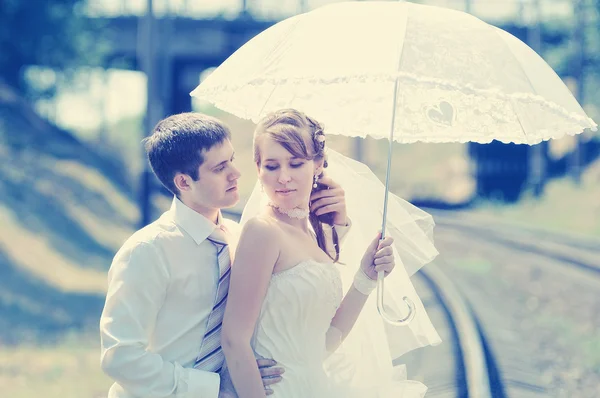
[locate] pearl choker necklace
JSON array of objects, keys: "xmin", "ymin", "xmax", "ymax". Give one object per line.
[{"xmin": 268, "ymin": 202, "xmax": 309, "ymax": 219}]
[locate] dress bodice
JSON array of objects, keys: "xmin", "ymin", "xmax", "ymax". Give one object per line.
[
  {"xmin": 250, "ymin": 259, "xmax": 427, "ymax": 398},
  {"xmin": 252, "ymin": 259, "xmax": 342, "ymax": 397}
]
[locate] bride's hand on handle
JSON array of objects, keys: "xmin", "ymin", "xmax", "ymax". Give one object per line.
[{"xmin": 360, "ymin": 232, "xmax": 395, "ymax": 280}]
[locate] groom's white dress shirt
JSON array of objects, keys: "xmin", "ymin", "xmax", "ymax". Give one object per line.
[{"xmin": 100, "ymin": 197, "xmax": 239, "ymax": 398}]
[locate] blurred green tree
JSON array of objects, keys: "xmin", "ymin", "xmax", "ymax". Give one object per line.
[{"xmin": 0, "ymin": 0, "xmax": 105, "ymax": 97}]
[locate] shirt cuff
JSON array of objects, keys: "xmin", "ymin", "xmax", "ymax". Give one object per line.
[{"xmin": 185, "ymin": 367, "xmax": 221, "ymax": 398}]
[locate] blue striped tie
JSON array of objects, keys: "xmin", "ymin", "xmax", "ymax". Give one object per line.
[{"xmin": 194, "ymin": 225, "xmax": 232, "ymax": 373}]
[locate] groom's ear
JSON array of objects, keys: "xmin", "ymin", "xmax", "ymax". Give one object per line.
[{"xmin": 173, "ymin": 173, "xmax": 191, "ymax": 192}]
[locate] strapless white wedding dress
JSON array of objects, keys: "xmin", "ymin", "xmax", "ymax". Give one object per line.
[{"xmin": 251, "ymin": 259, "xmax": 428, "ymax": 398}]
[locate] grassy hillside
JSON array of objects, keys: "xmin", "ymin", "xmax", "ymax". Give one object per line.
[{"xmin": 0, "ymin": 82, "xmax": 137, "ymax": 344}]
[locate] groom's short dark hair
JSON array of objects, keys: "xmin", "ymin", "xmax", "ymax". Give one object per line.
[{"xmin": 143, "ymin": 112, "xmax": 231, "ymax": 196}]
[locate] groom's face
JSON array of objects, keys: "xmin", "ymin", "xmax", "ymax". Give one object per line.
[{"xmin": 183, "ymin": 139, "xmax": 241, "ymax": 211}]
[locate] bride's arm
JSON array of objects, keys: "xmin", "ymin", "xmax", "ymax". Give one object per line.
[
  {"xmin": 325, "ymin": 233, "xmax": 395, "ymax": 354},
  {"xmin": 325, "ymin": 285, "xmax": 370, "ymax": 353},
  {"xmin": 221, "ymin": 218, "xmax": 280, "ymax": 398}
]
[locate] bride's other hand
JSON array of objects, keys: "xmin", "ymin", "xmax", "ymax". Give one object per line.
[
  {"xmin": 309, "ymin": 175, "xmax": 348, "ymax": 226},
  {"xmin": 360, "ymin": 232, "xmax": 395, "ymax": 280}
]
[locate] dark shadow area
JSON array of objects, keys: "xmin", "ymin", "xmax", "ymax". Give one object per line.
[{"xmin": 411, "ymin": 197, "xmax": 475, "ymax": 211}]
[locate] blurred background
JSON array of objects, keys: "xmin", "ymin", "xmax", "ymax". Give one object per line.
[{"xmin": 0, "ymin": 0, "xmax": 598, "ymax": 397}]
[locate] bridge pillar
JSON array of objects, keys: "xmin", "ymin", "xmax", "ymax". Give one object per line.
[
  {"xmin": 169, "ymin": 62, "xmax": 214, "ymax": 115},
  {"xmin": 170, "ymin": 60, "xmax": 191, "ymax": 114}
]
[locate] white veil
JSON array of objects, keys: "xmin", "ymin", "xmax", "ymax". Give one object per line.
[{"xmin": 241, "ymin": 148, "xmax": 441, "ymax": 383}]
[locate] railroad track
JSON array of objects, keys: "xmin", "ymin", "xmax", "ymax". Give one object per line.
[
  {"xmin": 429, "ymin": 210, "xmax": 600, "ymax": 276},
  {"xmin": 399, "ymin": 263, "xmax": 503, "ymax": 398},
  {"xmin": 427, "ymin": 211, "xmax": 600, "ymax": 397}
]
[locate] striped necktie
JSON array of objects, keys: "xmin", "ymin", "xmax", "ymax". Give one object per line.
[{"xmin": 194, "ymin": 224, "xmax": 232, "ymax": 373}]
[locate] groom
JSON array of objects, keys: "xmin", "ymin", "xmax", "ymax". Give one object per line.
[{"xmin": 100, "ymin": 112, "xmax": 350, "ymax": 398}]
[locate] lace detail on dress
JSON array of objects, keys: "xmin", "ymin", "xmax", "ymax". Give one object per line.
[{"xmin": 328, "ymin": 263, "xmax": 343, "ymax": 311}]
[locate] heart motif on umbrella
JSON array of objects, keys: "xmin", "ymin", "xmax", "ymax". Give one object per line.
[{"xmin": 426, "ymin": 100, "xmax": 456, "ymax": 127}]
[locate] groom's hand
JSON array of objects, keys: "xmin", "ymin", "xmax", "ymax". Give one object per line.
[
  {"xmin": 310, "ymin": 176, "xmax": 348, "ymax": 226},
  {"xmin": 257, "ymin": 358, "xmax": 284, "ymax": 395}
]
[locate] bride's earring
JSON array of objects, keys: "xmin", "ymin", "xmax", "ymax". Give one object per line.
[{"xmin": 313, "ymin": 175, "xmax": 318, "ymax": 189}]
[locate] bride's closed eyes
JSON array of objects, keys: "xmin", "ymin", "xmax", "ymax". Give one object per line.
[{"xmin": 264, "ymin": 161, "xmax": 306, "ymax": 171}]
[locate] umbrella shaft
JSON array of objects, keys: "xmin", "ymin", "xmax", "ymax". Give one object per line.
[{"xmin": 381, "ymin": 77, "xmax": 400, "ymax": 239}]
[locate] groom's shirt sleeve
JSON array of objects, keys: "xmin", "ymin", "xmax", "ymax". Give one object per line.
[{"xmin": 100, "ymin": 240, "xmax": 220, "ymax": 398}]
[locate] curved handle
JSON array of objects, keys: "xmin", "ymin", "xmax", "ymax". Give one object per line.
[{"xmin": 376, "ymin": 271, "xmax": 416, "ymax": 326}]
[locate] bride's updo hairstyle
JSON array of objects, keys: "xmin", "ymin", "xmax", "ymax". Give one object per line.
[{"xmin": 254, "ymin": 109, "xmax": 340, "ymax": 262}]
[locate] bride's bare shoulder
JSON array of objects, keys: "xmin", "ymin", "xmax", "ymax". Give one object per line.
[
  {"xmin": 236, "ymin": 216, "xmax": 281, "ymax": 265},
  {"xmin": 239, "ymin": 215, "xmax": 280, "ymax": 241}
]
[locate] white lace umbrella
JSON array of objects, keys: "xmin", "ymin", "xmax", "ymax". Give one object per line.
[{"xmin": 191, "ymin": 1, "xmax": 597, "ymax": 325}]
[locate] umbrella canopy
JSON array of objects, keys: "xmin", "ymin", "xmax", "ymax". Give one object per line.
[
  {"xmin": 191, "ymin": 1, "xmax": 597, "ymax": 326},
  {"xmin": 191, "ymin": 1, "xmax": 596, "ymax": 144}
]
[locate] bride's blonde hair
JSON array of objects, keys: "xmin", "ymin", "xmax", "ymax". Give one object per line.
[{"xmin": 254, "ymin": 109, "xmax": 339, "ymax": 262}]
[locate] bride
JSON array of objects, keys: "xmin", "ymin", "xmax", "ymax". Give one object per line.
[{"xmin": 221, "ymin": 109, "xmax": 440, "ymax": 397}]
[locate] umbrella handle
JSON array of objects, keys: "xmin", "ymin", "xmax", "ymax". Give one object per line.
[{"xmin": 376, "ymin": 271, "xmax": 416, "ymax": 326}]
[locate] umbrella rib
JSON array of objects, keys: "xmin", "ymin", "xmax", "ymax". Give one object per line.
[
  {"xmin": 257, "ymin": 84, "xmax": 279, "ymax": 120},
  {"xmin": 390, "ymin": 1, "xmax": 411, "ymax": 143},
  {"xmin": 491, "ymin": 27, "xmax": 539, "ymax": 144},
  {"xmin": 381, "ymin": 2, "xmax": 411, "ymax": 236},
  {"xmin": 254, "ymin": 17, "xmax": 303, "ymax": 120},
  {"xmin": 507, "ymin": 97, "xmax": 532, "ymax": 145}
]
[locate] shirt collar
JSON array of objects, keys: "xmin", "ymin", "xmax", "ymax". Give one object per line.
[{"xmin": 169, "ymin": 196, "xmax": 222, "ymax": 245}]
